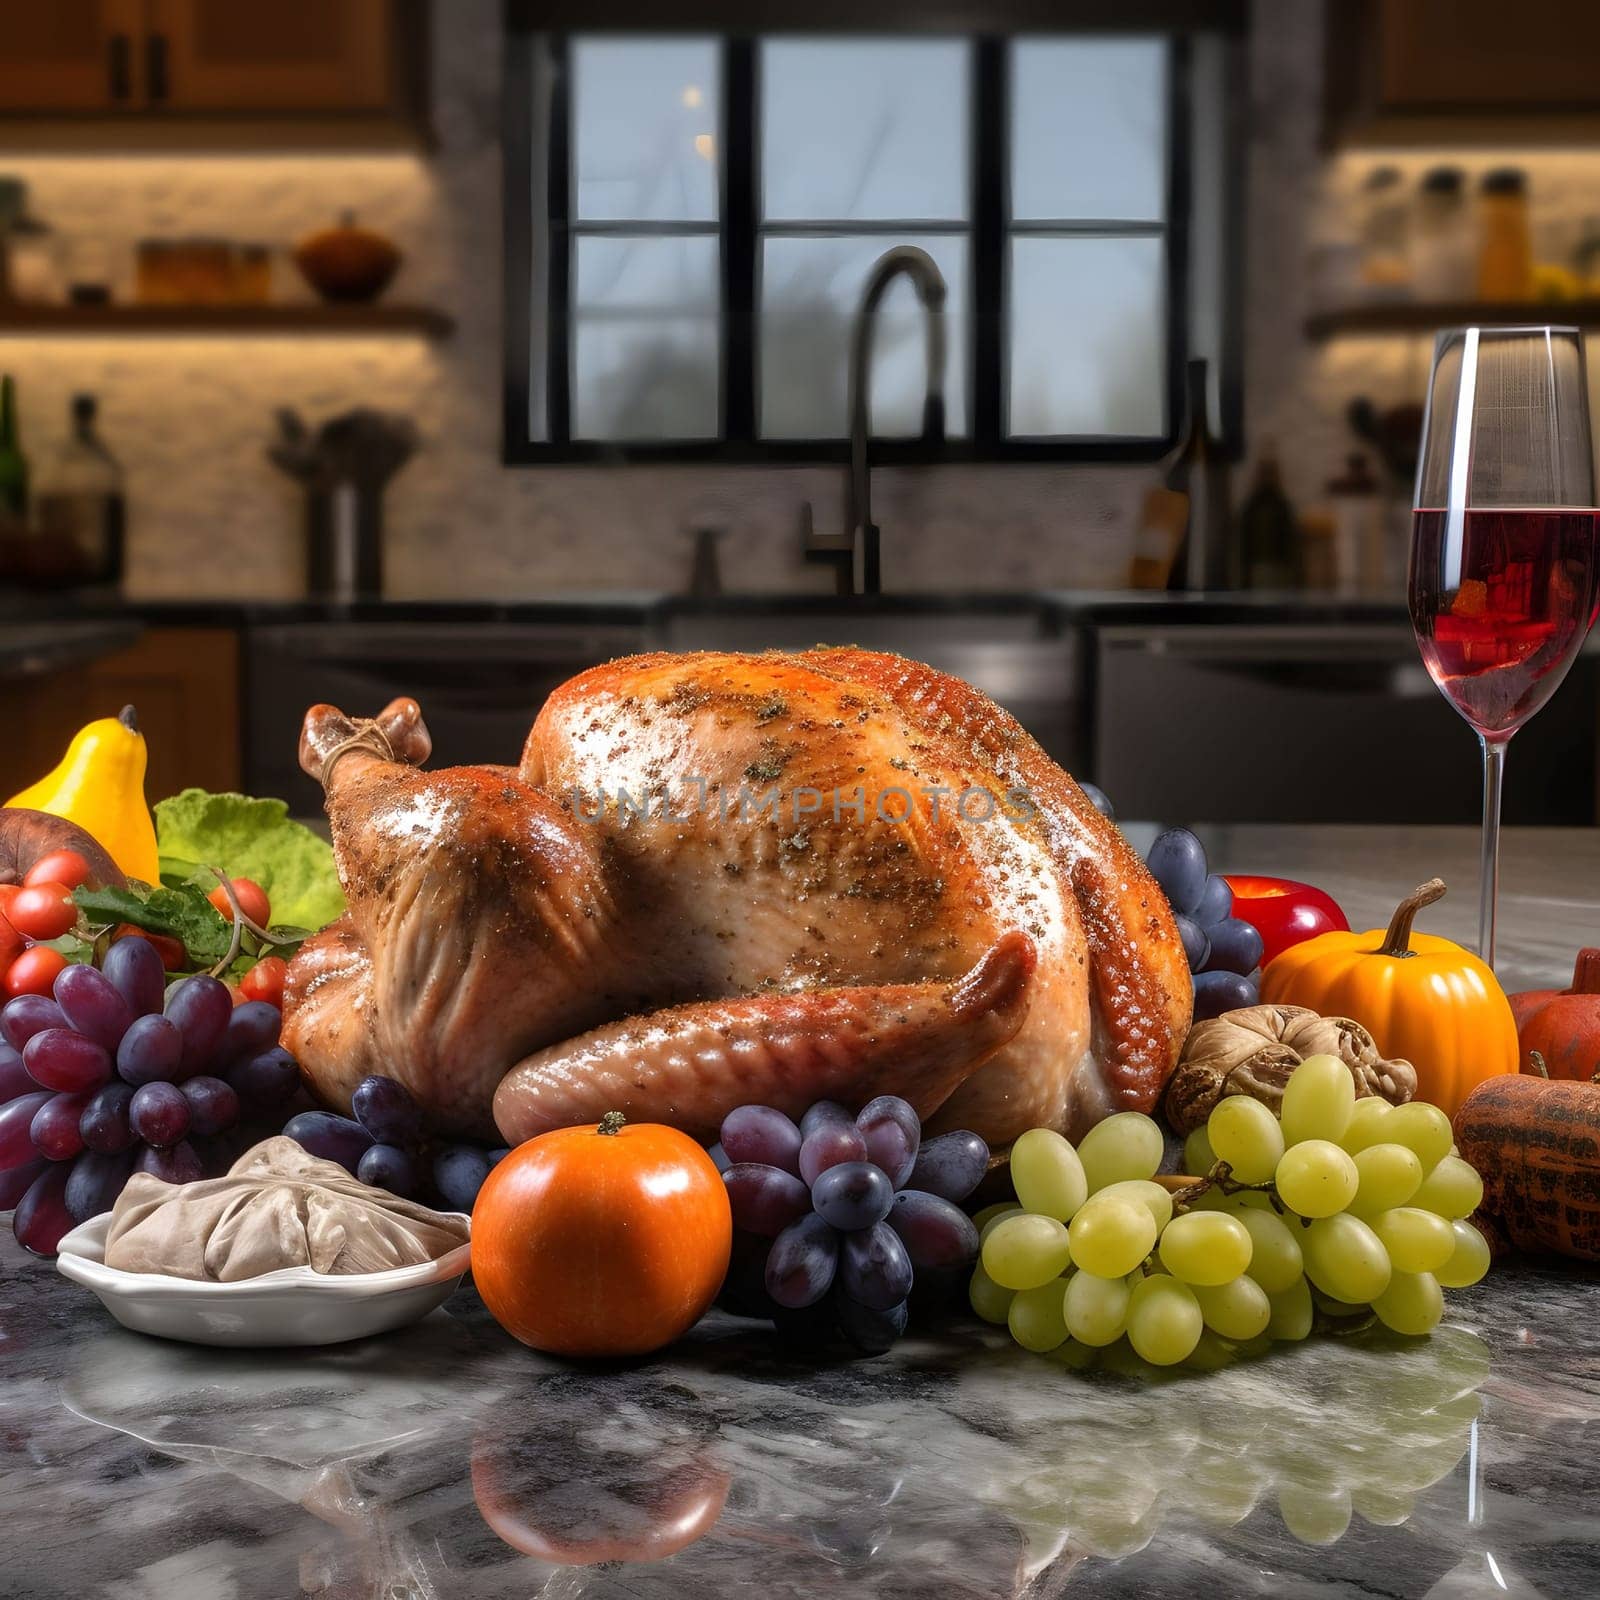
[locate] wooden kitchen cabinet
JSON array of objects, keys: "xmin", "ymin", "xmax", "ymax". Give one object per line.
[
  {"xmin": 0, "ymin": 0, "xmax": 427, "ymax": 148},
  {"xmin": 0, "ymin": 627, "xmax": 240, "ymax": 805},
  {"xmin": 146, "ymin": 0, "xmax": 392, "ymax": 113},
  {"xmin": 1325, "ymin": 0, "xmax": 1600, "ymax": 145},
  {"xmin": 0, "ymin": 0, "xmax": 144, "ymax": 112}
]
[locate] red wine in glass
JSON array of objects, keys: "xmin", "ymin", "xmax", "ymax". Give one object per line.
[
  {"xmin": 1412, "ymin": 326, "xmax": 1597, "ymax": 970},
  {"xmin": 1410, "ymin": 507, "xmax": 1600, "ymax": 736}
]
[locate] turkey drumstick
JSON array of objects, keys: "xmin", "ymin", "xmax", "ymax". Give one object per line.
[{"xmin": 494, "ymin": 931, "xmax": 1036, "ymax": 1145}]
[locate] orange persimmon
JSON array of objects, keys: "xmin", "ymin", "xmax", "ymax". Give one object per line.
[{"xmin": 471, "ymin": 1111, "xmax": 731, "ymax": 1358}]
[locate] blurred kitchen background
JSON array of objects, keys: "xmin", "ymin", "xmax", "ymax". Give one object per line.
[{"xmin": 1, "ymin": 0, "xmax": 1599, "ymax": 825}]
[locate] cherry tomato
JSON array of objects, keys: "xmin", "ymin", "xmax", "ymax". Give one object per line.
[
  {"xmin": 0, "ymin": 884, "xmax": 20, "ymax": 917},
  {"xmin": 239, "ymin": 955, "xmax": 288, "ymax": 1009},
  {"xmin": 207, "ymin": 877, "xmax": 271, "ymax": 928},
  {"xmin": 5, "ymin": 945, "xmax": 69, "ymax": 998},
  {"xmin": 110, "ymin": 925, "xmax": 187, "ymax": 973},
  {"xmin": 22, "ymin": 849, "xmax": 92, "ymax": 890},
  {"xmin": 0, "ymin": 909, "xmax": 22, "ymax": 967},
  {"xmin": 7, "ymin": 882, "xmax": 77, "ymax": 941}
]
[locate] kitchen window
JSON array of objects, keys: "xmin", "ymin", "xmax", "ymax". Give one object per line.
[{"xmin": 504, "ymin": 21, "xmax": 1242, "ymax": 463}]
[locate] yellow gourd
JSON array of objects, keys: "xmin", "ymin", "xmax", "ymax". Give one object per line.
[
  {"xmin": 6, "ymin": 705, "xmax": 160, "ymax": 884},
  {"xmin": 1260, "ymin": 878, "xmax": 1517, "ymax": 1118}
]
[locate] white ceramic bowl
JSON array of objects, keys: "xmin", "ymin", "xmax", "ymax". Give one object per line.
[{"xmin": 55, "ymin": 1212, "xmax": 472, "ymax": 1347}]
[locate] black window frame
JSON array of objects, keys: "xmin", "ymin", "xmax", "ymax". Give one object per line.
[{"xmin": 504, "ymin": 16, "xmax": 1243, "ymax": 466}]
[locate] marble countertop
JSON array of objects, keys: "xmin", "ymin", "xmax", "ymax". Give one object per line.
[{"xmin": 5, "ymin": 825, "xmax": 1600, "ymax": 1599}]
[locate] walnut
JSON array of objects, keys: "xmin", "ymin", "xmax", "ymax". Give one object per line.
[{"xmin": 1162, "ymin": 1004, "xmax": 1417, "ymax": 1137}]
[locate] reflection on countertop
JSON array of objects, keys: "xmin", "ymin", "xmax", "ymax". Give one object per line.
[
  {"xmin": 6, "ymin": 1234, "xmax": 1594, "ymax": 1599},
  {"xmin": 6, "ymin": 827, "xmax": 1600, "ymax": 1598}
]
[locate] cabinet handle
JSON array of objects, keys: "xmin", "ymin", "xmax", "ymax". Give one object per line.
[
  {"xmin": 146, "ymin": 32, "xmax": 169, "ymax": 103},
  {"xmin": 107, "ymin": 34, "xmax": 131, "ymax": 101}
]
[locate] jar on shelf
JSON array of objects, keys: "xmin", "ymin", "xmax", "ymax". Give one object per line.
[
  {"xmin": 1357, "ymin": 166, "xmax": 1411, "ymax": 299},
  {"xmin": 232, "ymin": 244, "xmax": 272, "ymax": 304},
  {"xmin": 4, "ymin": 214, "xmax": 62, "ymax": 304},
  {"xmin": 1412, "ymin": 167, "xmax": 1472, "ymax": 301},
  {"xmin": 1578, "ymin": 216, "xmax": 1600, "ymax": 293},
  {"xmin": 1477, "ymin": 168, "xmax": 1534, "ymax": 301}
]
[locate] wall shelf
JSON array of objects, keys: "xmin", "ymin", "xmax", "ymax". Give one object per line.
[
  {"xmin": 1306, "ymin": 300, "xmax": 1600, "ymax": 341},
  {"xmin": 0, "ymin": 303, "xmax": 454, "ymax": 339}
]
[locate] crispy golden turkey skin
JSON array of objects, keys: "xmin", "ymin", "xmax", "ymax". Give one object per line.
[{"xmin": 282, "ymin": 649, "xmax": 1191, "ymax": 1150}]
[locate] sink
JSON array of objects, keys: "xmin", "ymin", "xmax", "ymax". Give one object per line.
[{"xmin": 654, "ymin": 597, "xmax": 1085, "ymax": 768}]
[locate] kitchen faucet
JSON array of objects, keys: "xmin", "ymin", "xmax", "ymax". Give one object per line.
[{"xmin": 801, "ymin": 245, "xmax": 947, "ymax": 596}]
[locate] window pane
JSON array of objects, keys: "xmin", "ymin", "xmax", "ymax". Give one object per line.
[
  {"xmin": 1011, "ymin": 40, "xmax": 1166, "ymax": 221},
  {"xmin": 762, "ymin": 40, "xmax": 968, "ymax": 222},
  {"xmin": 1007, "ymin": 238, "xmax": 1165, "ymax": 437},
  {"xmin": 572, "ymin": 37, "xmax": 719, "ymax": 222},
  {"xmin": 760, "ymin": 236, "xmax": 967, "ymax": 438},
  {"xmin": 573, "ymin": 236, "xmax": 719, "ymax": 439}
]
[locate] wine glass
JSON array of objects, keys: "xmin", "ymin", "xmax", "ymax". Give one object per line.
[{"xmin": 1410, "ymin": 326, "xmax": 1599, "ymax": 968}]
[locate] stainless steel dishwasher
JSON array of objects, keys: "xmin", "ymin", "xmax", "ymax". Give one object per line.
[
  {"xmin": 245, "ymin": 620, "xmax": 645, "ymax": 814},
  {"xmin": 1092, "ymin": 622, "xmax": 1597, "ymax": 824}
]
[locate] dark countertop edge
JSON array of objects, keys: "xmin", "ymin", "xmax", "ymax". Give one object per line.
[
  {"xmin": 0, "ymin": 589, "xmax": 1413, "ymax": 630},
  {"xmin": 0, "ymin": 618, "xmax": 144, "ymax": 680}
]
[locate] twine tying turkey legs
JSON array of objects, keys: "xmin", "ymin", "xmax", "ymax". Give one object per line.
[{"xmin": 319, "ymin": 719, "xmax": 397, "ymax": 788}]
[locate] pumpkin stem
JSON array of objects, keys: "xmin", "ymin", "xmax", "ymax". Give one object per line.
[
  {"xmin": 1571, "ymin": 949, "xmax": 1600, "ymax": 995},
  {"xmin": 598, "ymin": 1110, "xmax": 627, "ymax": 1136},
  {"xmin": 1528, "ymin": 1050, "xmax": 1549, "ymax": 1079},
  {"xmin": 1378, "ymin": 878, "xmax": 1447, "ymax": 958}
]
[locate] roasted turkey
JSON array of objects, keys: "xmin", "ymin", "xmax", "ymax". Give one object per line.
[{"xmin": 283, "ymin": 649, "xmax": 1191, "ymax": 1151}]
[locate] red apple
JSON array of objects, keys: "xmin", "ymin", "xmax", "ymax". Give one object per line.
[{"xmin": 1223, "ymin": 875, "xmax": 1350, "ymax": 970}]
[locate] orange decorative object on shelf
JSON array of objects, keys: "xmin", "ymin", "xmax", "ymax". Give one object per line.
[{"xmin": 471, "ymin": 1111, "xmax": 732, "ymax": 1359}]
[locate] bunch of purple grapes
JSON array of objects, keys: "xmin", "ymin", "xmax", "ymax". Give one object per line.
[
  {"xmin": 0, "ymin": 938, "xmax": 305, "ymax": 1255},
  {"xmin": 282, "ymin": 1073, "xmax": 509, "ymax": 1212},
  {"xmin": 1145, "ymin": 826, "xmax": 1264, "ymax": 1021},
  {"xmin": 714, "ymin": 1095, "xmax": 987, "ymax": 1355}
]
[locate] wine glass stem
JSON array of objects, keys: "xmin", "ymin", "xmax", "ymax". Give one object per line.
[{"xmin": 1478, "ymin": 734, "xmax": 1508, "ymax": 970}]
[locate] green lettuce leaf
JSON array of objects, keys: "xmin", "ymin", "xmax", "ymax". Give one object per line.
[
  {"xmin": 75, "ymin": 882, "xmax": 234, "ymax": 965},
  {"xmin": 153, "ymin": 788, "xmax": 345, "ymax": 933}
]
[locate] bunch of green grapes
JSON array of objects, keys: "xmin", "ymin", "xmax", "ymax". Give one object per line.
[{"xmin": 970, "ymin": 1055, "xmax": 1490, "ymax": 1369}]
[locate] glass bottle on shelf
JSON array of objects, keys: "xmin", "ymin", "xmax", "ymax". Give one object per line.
[
  {"xmin": 1238, "ymin": 441, "xmax": 1300, "ymax": 591},
  {"xmin": 0, "ymin": 373, "xmax": 27, "ymax": 520},
  {"xmin": 1162, "ymin": 358, "xmax": 1233, "ymax": 591},
  {"xmin": 34, "ymin": 394, "xmax": 125, "ymax": 589},
  {"xmin": 1326, "ymin": 452, "xmax": 1383, "ymax": 597},
  {"xmin": 1477, "ymin": 169, "xmax": 1534, "ymax": 300},
  {"xmin": 1413, "ymin": 168, "xmax": 1472, "ymax": 301},
  {"xmin": 1357, "ymin": 167, "xmax": 1411, "ymax": 300}
]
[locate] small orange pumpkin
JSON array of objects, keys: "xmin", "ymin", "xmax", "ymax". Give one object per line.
[
  {"xmin": 1509, "ymin": 949, "xmax": 1600, "ymax": 1080},
  {"xmin": 1259, "ymin": 878, "xmax": 1517, "ymax": 1117},
  {"xmin": 471, "ymin": 1111, "xmax": 731, "ymax": 1358}
]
